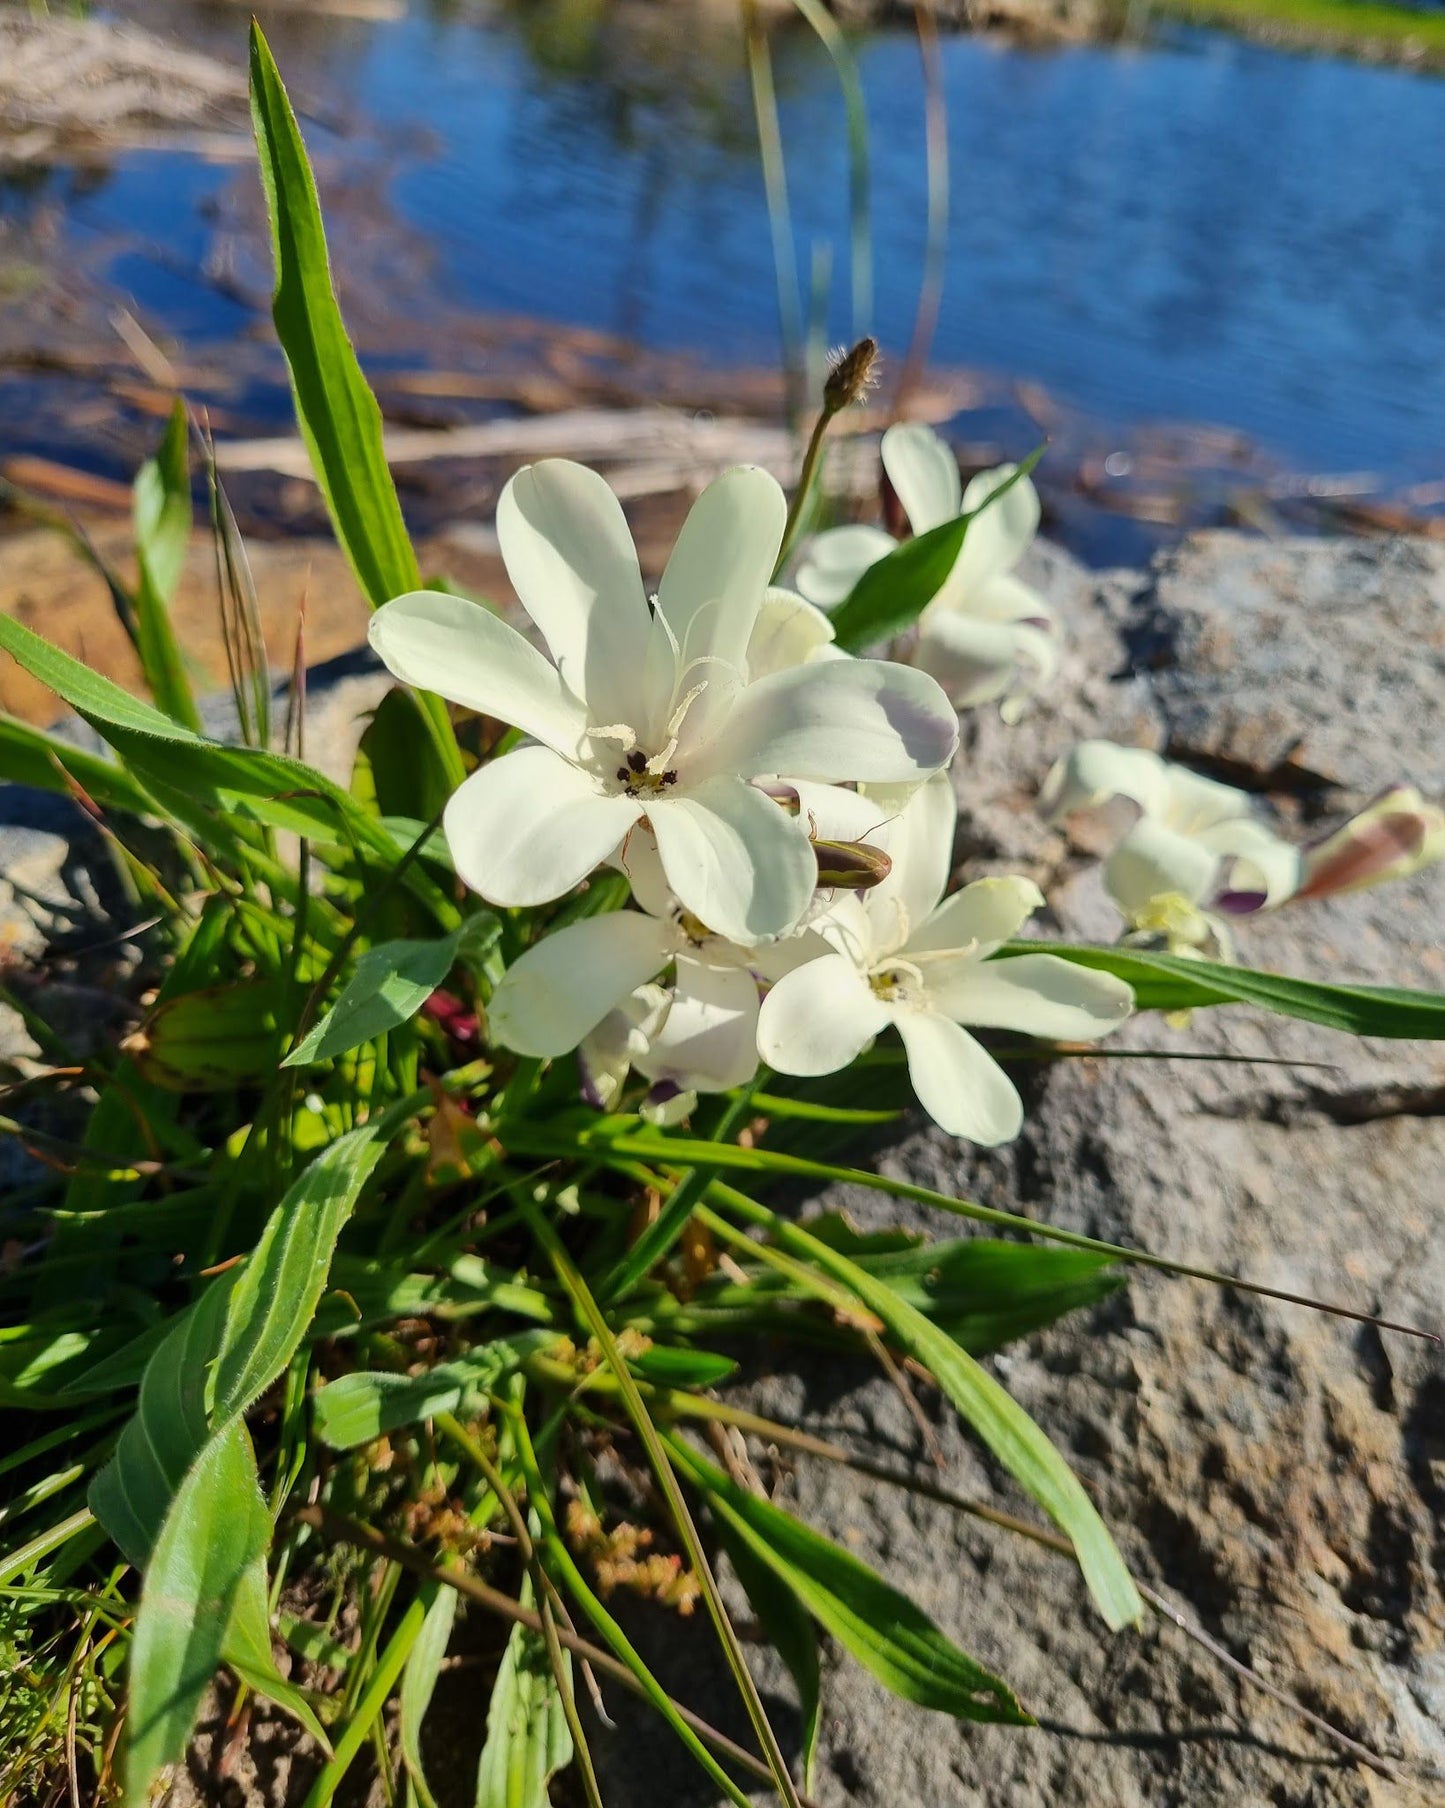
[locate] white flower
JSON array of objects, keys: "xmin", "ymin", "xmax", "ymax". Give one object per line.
[
  {"xmin": 795, "ymin": 423, "xmax": 1057, "ymax": 719},
  {"xmin": 370, "ymin": 460, "xmax": 957, "ymax": 943},
  {"xmin": 758, "ymin": 773, "xmax": 1133, "ymax": 1145},
  {"xmin": 1294, "ymin": 785, "xmax": 1445, "ymax": 903},
  {"xmin": 1039, "ymin": 741, "xmax": 1300, "ymax": 955}
]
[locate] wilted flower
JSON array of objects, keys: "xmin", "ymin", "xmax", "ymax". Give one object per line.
[
  {"xmin": 1039, "ymin": 740, "xmax": 1299, "ymax": 957},
  {"xmin": 370, "ymin": 460, "xmax": 957, "ymax": 943},
  {"xmin": 1293, "ymin": 785, "xmax": 1445, "ymax": 902},
  {"xmin": 795, "ymin": 422, "xmax": 1057, "ymax": 720},
  {"xmin": 758, "ymin": 774, "xmax": 1133, "ymax": 1144}
]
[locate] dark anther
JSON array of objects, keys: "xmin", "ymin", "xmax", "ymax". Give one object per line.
[
  {"xmin": 616, "ymin": 766, "xmax": 630, "ymax": 782},
  {"xmin": 662, "ymin": 770, "xmax": 678, "ymax": 786},
  {"xmin": 627, "ymin": 750, "xmax": 648, "ymax": 773}
]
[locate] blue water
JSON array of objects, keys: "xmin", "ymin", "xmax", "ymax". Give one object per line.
[{"xmin": 12, "ymin": 4, "xmax": 1445, "ymax": 485}]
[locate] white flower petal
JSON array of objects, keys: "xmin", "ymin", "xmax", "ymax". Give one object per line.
[
  {"xmin": 954, "ymin": 464, "xmax": 1041, "ymax": 585},
  {"xmin": 1104, "ymin": 817, "xmax": 1220, "ymax": 913},
  {"xmin": 1163, "ymin": 765, "xmax": 1257, "ymax": 835},
  {"xmin": 369, "ymin": 590, "xmax": 588, "ymax": 756},
  {"xmin": 655, "ymin": 467, "xmax": 786, "ymax": 672},
  {"xmin": 648, "ymin": 776, "xmax": 816, "ymax": 942},
  {"xmin": 757, "ymin": 951, "xmax": 890, "ymax": 1075},
  {"xmin": 635, "ymin": 954, "xmax": 760, "ymax": 1093},
  {"xmin": 489, "ymin": 912, "xmax": 675, "ymax": 1057},
  {"xmin": 914, "ymin": 611, "xmax": 1056, "ymax": 712},
  {"xmin": 746, "ymin": 587, "xmax": 840, "ymax": 680},
  {"xmin": 444, "ymin": 744, "xmax": 641, "ymax": 907},
  {"xmin": 609, "ymin": 823, "xmax": 672, "ymax": 919},
  {"xmin": 787, "ymin": 779, "xmax": 884, "ymax": 844},
  {"xmin": 1197, "ymin": 818, "xmax": 1301, "ymax": 907},
  {"xmin": 863, "ymin": 769, "xmax": 956, "ymax": 945},
  {"xmin": 893, "ymin": 1009, "xmax": 1023, "ymax": 1145},
  {"xmin": 881, "ymin": 422, "xmax": 963, "ymax": 534},
  {"xmin": 793, "ymin": 523, "xmax": 898, "ymax": 608},
  {"xmin": 907, "ymin": 875, "xmax": 1045, "ymax": 959},
  {"xmin": 699, "ymin": 658, "xmax": 958, "ymax": 786},
  {"xmin": 496, "ymin": 460, "xmax": 653, "ymax": 725},
  {"xmin": 1037, "ymin": 740, "xmax": 1172, "ymax": 825},
  {"xmin": 927, "ymin": 952, "xmax": 1133, "ymax": 1040}
]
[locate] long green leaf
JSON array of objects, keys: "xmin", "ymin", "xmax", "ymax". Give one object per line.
[
  {"xmin": 708, "ymin": 1193, "xmax": 1143, "ymax": 1632},
  {"xmin": 1022, "ymin": 942, "xmax": 1445, "ymax": 1039},
  {"xmin": 671, "ymin": 1438, "xmax": 1027, "ymax": 1722},
  {"xmin": 0, "ymin": 713, "xmax": 157, "ymax": 817},
  {"xmin": 829, "ymin": 450, "xmax": 1044, "ymax": 653},
  {"xmin": 247, "ymin": 22, "xmax": 462, "ymax": 800},
  {"xmin": 718, "ymin": 1526, "xmax": 822, "ymax": 1788},
  {"xmin": 90, "ymin": 1127, "xmax": 382, "ymax": 1564},
  {"xmin": 246, "ymin": 27, "xmax": 417, "ymax": 609},
  {"xmin": 0, "ymin": 614, "xmax": 458, "ymax": 922},
  {"xmin": 125, "ymin": 1420, "xmax": 269, "ymax": 1808},
  {"xmin": 132, "ymin": 399, "xmax": 202, "ymax": 732}
]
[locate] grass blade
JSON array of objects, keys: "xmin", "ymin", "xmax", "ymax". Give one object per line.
[{"xmin": 670, "ymin": 1437, "xmax": 1028, "ymax": 1721}]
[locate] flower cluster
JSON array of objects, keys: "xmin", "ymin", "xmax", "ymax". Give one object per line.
[
  {"xmin": 370, "ymin": 455, "xmax": 1132, "ymax": 1141},
  {"xmin": 1041, "ymin": 741, "xmax": 1445, "ymax": 957}
]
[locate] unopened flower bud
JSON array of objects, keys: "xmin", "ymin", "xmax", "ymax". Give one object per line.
[
  {"xmin": 823, "ymin": 336, "xmax": 879, "ymax": 413},
  {"xmin": 1293, "ymin": 785, "xmax": 1445, "ymax": 902},
  {"xmin": 814, "ymin": 838, "xmax": 892, "ymax": 890}
]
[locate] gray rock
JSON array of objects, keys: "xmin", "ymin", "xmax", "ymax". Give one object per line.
[{"xmin": 590, "ymin": 532, "xmax": 1445, "ymax": 1808}]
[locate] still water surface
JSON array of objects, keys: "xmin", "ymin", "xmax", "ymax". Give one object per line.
[{"xmin": 15, "ymin": 4, "xmax": 1445, "ymax": 486}]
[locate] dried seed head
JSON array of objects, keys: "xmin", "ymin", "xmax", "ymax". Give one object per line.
[{"xmin": 824, "ymin": 336, "xmax": 880, "ymax": 412}]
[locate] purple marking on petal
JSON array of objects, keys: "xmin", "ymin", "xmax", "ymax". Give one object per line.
[
  {"xmin": 1214, "ymin": 888, "xmax": 1269, "ymax": 916},
  {"xmin": 646, "ymin": 1079, "xmax": 684, "ymax": 1107}
]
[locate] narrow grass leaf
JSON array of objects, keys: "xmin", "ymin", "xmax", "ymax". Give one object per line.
[
  {"xmin": 708, "ymin": 1202, "xmax": 1142, "ymax": 1632},
  {"xmin": 671, "ymin": 1438, "xmax": 1027, "ymax": 1723},
  {"xmin": 1022, "ymin": 942, "xmax": 1445, "ymax": 1039},
  {"xmin": 0, "ymin": 714, "xmax": 156, "ymax": 818},
  {"xmin": 718, "ymin": 1526, "xmax": 822, "ymax": 1789}
]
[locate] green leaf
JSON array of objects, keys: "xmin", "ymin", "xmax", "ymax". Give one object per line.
[
  {"xmin": 132, "ymin": 398, "xmax": 202, "ymax": 732},
  {"xmin": 1020, "ymin": 942, "xmax": 1445, "ymax": 1039},
  {"xmin": 247, "ymin": 22, "xmax": 463, "ymax": 804},
  {"xmin": 283, "ymin": 916, "xmax": 499, "ymax": 1069},
  {"xmin": 0, "ymin": 613, "xmax": 458, "ymax": 923},
  {"xmin": 829, "ymin": 450, "xmax": 1045, "ymax": 653},
  {"xmin": 223, "ymin": 1557, "xmax": 333, "ymax": 1752},
  {"xmin": 718, "ymin": 1527, "xmax": 821, "ymax": 1790},
  {"xmin": 708, "ymin": 1201, "xmax": 1143, "ymax": 1633},
  {"xmin": 670, "ymin": 1437, "xmax": 1028, "ymax": 1723},
  {"xmin": 846, "ymin": 1235, "xmax": 1121, "ymax": 1353},
  {"xmin": 475, "ymin": 1610, "xmax": 573, "ymax": 1808},
  {"xmin": 399, "ymin": 1584, "xmax": 455, "ymax": 1808},
  {"xmin": 246, "ymin": 28, "xmax": 417, "ymax": 610},
  {"xmin": 125, "ymin": 1420, "xmax": 269, "ymax": 1808},
  {"xmin": 90, "ymin": 1127, "xmax": 383, "ymax": 1563},
  {"xmin": 311, "ymin": 1332, "xmax": 553, "ymax": 1451},
  {"xmin": 0, "ymin": 712, "xmax": 157, "ymax": 818}
]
